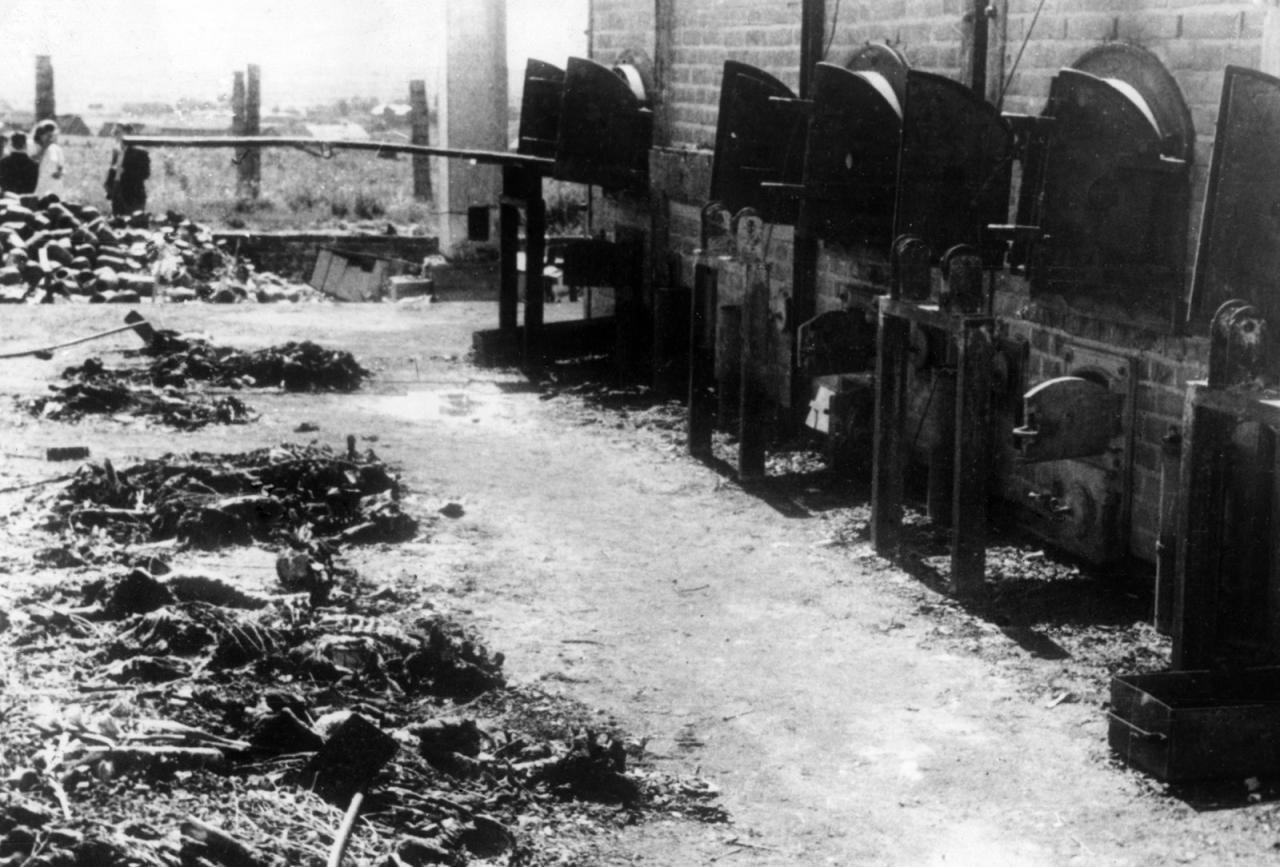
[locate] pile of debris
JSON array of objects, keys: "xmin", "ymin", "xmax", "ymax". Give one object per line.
[
  {"xmin": 1, "ymin": 439, "xmax": 726, "ymax": 866},
  {"xmin": 138, "ymin": 332, "xmax": 370, "ymax": 392},
  {"xmin": 41, "ymin": 442, "xmax": 418, "ymax": 556},
  {"xmin": 28, "ymin": 356, "xmax": 256, "ymax": 429},
  {"xmin": 23, "ymin": 317, "xmax": 370, "ymax": 427},
  {"xmin": 0, "ymin": 193, "xmax": 318, "ymax": 304}
]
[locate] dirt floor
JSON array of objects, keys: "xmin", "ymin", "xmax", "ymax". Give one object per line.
[{"xmin": 2, "ymin": 299, "xmax": 1280, "ymax": 866}]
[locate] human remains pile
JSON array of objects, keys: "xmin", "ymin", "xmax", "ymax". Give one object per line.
[
  {"xmin": 0, "ymin": 192, "xmax": 316, "ymax": 303},
  {"xmin": 42, "ymin": 443, "xmax": 418, "ymax": 555},
  {"xmin": 26, "ymin": 335, "xmax": 369, "ymax": 427},
  {"xmin": 0, "ymin": 440, "xmax": 726, "ymax": 866}
]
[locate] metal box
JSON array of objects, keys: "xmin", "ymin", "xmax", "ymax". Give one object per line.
[{"xmin": 1109, "ymin": 668, "xmax": 1280, "ymax": 782}]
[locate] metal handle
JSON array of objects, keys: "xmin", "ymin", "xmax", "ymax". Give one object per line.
[{"xmin": 1106, "ymin": 711, "xmax": 1167, "ymax": 744}]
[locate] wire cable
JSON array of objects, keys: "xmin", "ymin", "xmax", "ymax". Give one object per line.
[
  {"xmin": 823, "ymin": 0, "xmax": 843, "ymax": 59},
  {"xmin": 998, "ymin": 0, "xmax": 1049, "ymax": 110}
]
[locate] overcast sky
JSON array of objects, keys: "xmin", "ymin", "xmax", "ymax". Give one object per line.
[{"xmin": 0, "ymin": 0, "xmax": 588, "ymax": 110}]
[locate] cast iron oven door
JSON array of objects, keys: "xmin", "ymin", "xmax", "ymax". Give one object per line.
[
  {"xmin": 554, "ymin": 57, "xmax": 653, "ymax": 191},
  {"xmin": 517, "ymin": 59, "xmax": 565, "ymax": 159},
  {"xmin": 799, "ymin": 63, "xmax": 902, "ymax": 249},
  {"xmin": 893, "ymin": 70, "xmax": 1012, "ymax": 263},
  {"xmin": 1035, "ymin": 69, "xmax": 1188, "ymax": 311},
  {"xmin": 1015, "ymin": 375, "xmax": 1123, "ymax": 464},
  {"xmin": 1191, "ymin": 66, "xmax": 1280, "ymax": 327},
  {"xmin": 709, "ymin": 61, "xmax": 807, "ymax": 224}
]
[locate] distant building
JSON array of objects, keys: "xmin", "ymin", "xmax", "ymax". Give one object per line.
[
  {"xmin": 57, "ymin": 114, "xmax": 91, "ymax": 136},
  {"xmin": 98, "ymin": 121, "xmax": 144, "ymax": 137},
  {"xmin": 305, "ymin": 121, "xmax": 370, "ymax": 141},
  {"xmin": 371, "ymin": 103, "xmax": 413, "ymax": 125}
]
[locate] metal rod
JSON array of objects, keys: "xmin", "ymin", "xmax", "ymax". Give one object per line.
[
  {"xmin": 123, "ymin": 135, "xmax": 554, "ymax": 170},
  {"xmin": 997, "ymin": 0, "xmax": 1047, "ymax": 110}
]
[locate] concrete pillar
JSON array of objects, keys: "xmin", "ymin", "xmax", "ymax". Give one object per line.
[
  {"xmin": 35, "ymin": 56, "xmax": 56, "ymax": 122},
  {"xmin": 440, "ymin": 0, "xmax": 507, "ymax": 255}
]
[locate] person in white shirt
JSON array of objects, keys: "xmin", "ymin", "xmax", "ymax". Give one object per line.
[{"xmin": 32, "ymin": 120, "xmax": 66, "ymax": 198}]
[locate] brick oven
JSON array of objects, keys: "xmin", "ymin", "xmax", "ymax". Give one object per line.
[{"xmin": 571, "ymin": 0, "xmax": 1275, "ymax": 585}]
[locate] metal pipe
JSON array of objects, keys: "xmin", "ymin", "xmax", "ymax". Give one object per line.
[{"xmin": 123, "ymin": 135, "xmax": 553, "ymax": 170}]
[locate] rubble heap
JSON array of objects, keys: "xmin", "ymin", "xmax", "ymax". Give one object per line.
[{"xmin": 0, "ymin": 193, "xmax": 317, "ymax": 304}]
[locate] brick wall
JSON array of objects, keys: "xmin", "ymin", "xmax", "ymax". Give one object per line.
[
  {"xmin": 592, "ymin": 0, "xmax": 656, "ymax": 61},
  {"xmin": 667, "ymin": 2, "xmax": 803, "ymax": 148},
  {"xmin": 587, "ymin": 0, "xmax": 1270, "ymax": 563}
]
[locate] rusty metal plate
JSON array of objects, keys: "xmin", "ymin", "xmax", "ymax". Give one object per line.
[
  {"xmin": 554, "ymin": 57, "xmax": 652, "ymax": 191},
  {"xmin": 845, "ymin": 42, "xmax": 909, "ymax": 107},
  {"xmin": 1191, "ymin": 66, "xmax": 1280, "ymax": 327},
  {"xmin": 517, "ymin": 59, "xmax": 565, "ymax": 159},
  {"xmin": 709, "ymin": 61, "xmax": 806, "ymax": 222},
  {"xmin": 1015, "ymin": 375, "xmax": 1123, "ymax": 463},
  {"xmin": 1034, "ymin": 69, "xmax": 1188, "ymax": 310},
  {"xmin": 1072, "ymin": 43, "xmax": 1194, "ymax": 162},
  {"xmin": 799, "ymin": 63, "xmax": 902, "ymax": 248},
  {"xmin": 893, "ymin": 71, "xmax": 1011, "ymax": 262}
]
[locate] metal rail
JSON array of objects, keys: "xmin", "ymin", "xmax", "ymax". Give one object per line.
[
  {"xmin": 125, "ymin": 134, "xmax": 554, "ymax": 368},
  {"xmin": 123, "ymin": 135, "xmax": 554, "ymax": 171}
]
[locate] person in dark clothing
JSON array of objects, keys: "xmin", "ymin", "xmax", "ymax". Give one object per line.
[
  {"xmin": 104, "ymin": 124, "xmax": 150, "ymax": 215},
  {"xmin": 0, "ymin": 132, "xmax": 39, "ymax": 194}
]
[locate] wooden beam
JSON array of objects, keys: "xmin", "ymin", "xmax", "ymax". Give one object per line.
[
  {"xmin": 523, "ymin": 175, "xmax": 547, "ymax": 368},
  {"xmin": 738, "ymin": 272, "xmax": 770, "ymax": 480},
  {"xmin": 35, "ymin": 55, "xmax": 56, "ymax": 122},
  {"xmin": 951, "ymin": 323, "xmax": 993, "ymax": 595},
  {"xmin": 687, "ymin": 264, "xmax": 717, "ymax": 458},
  {"xmin": 1174, "ymin": 390, "xmax": 1231, "ymax": 669},
  {"xmin": 871, "ymin": 307, "xmax": 910, "ymax": 557},
  {"xmin": 800, "ymin": 0, "xmax": 825, "ymax": 99},
  {"xmin": 231, "ymin": 72, "xmax": 246, "ymax": 135},
  {"xmin": 239, "ymin": 65, "xmax": 262, "ymax": 199},
  {"xmin": 499, "ymin": 166, "xmax": 524, "ymax": 331},
  {"xmin": 970, "ymin": 0, "xmax": 989, "ymax": 98},
  {"xmin": 409, "ymin": 80, "xmax": 432, "ymax": 201}
]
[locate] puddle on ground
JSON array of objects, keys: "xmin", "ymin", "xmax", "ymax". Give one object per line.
[{"xmin": 366, "ymin": 385, "xmax": 521, "ymax": 424}]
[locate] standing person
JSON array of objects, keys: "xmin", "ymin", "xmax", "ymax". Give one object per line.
[
  {"xmin": 104, "ymin": 124, "xmax": 150, "ymax": 215},
  {"xmin": 0, "ymin": 132, "xmax": 39, "ymax": 194},
  {"xmin": 31, "ymin": 120, "xmax": 65, "ymax": 199}
]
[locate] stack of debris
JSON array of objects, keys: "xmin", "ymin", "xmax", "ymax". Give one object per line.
[
  {"xmin": 0, "ymin": 438, "xmax": 726, "ymax": 865},
  {"xmin": 139, "ymin": 332, "xmax": 370, "ymax": 391},
  {"xmin": 24, "ymin": 325, "xmax": 369, "ymax": 427},
  {"xmin": 0, "ymin": 193, "xmax": 319, "ymax": 304},
  {"xmin": 42, "ymin": 442, "xmax": 418, "ymax": 554}
]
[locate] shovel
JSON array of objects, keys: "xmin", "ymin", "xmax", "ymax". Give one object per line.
[
  {"xmin": 296, "ymin": 713, "xmax": 398, "ymax": 867},
  {"xmin": 0, "ymin": 310, "xmax": 158, "ymax": 360}
]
